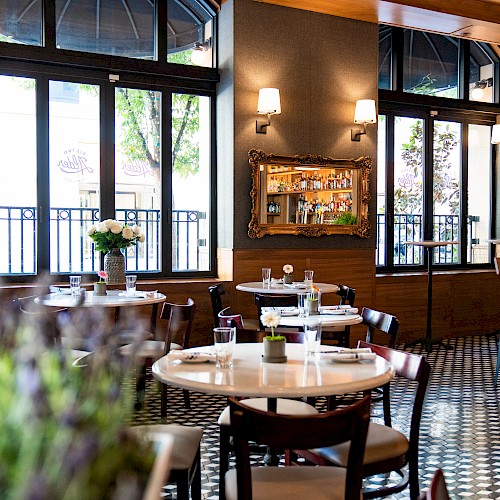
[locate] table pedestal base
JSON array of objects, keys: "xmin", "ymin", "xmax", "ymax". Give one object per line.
[{"xmin": 404, "ymin": 336, "xmax": 452, "ymax": 352}]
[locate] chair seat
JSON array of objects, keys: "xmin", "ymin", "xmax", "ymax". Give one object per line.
[
  {"xmin": 119, "ymin": 340, "xmax": 182, "ymax": 360},
  {"xmin": 225, "ymin": 465, "xmax": 354, "ymax": 500},
  {"xmin": 312, "ymin": 422, "xmax": 409, "ymax": 466},
  {"xmin": 218, "ymin": 397, "xmax": 318, "ymax": 426},
  {"xmin": 132, "ymin": 424, "xmax": 203, "ymax": 470}
]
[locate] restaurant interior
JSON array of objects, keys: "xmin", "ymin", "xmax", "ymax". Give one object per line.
[{"xmin": 1, "ymin": 0, "xmax": 500, "ymax": 498}]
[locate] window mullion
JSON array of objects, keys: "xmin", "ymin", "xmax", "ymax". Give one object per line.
[
  {"xmin": 423, "ymin": 114, "xmax": 434, "ymax": 247},
  {"xmin": 101, "ymin": 82, "xmax": 115, "ymax": 221},
  {"xmin": 163, "ymin": 90, "xmax": 173, "ymax": 276},
  {"xmin": 386, "ymin": 113, "xmax": 395, "ymax": 268}
]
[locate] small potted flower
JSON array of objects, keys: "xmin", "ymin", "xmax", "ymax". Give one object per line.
[
  {"xmin": 283, "ymin": 264, "xmax": 294, "ymax": 284},
  {"xmin": 261, "ymin": 310, "xmax": 287, "ymax": 363},
  {"xmin": 306, "ymin": 285, "xmax": 321, "ymax": 315},
  {"xmin": 94, "ymin": 270, "xmax": 108, "ymax": 296}
]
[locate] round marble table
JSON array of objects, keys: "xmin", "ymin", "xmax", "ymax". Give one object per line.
[{"xmin": 235, "ymin": 281, "xmax": 339, "ymax": 295}]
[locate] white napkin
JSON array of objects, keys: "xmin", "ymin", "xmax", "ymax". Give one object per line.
[
  {"xmin": 49, "ymin": 286, "xmax": 72, "ymax": 295},
  {"xmin": 320, "ymin": 348, "xmax": 376, "ymax": 361},
  {"xmin": 167, "ymin": 350, "xmax": 216, "ymax": 363},
  {"xmin": 320, "ymin": 306, "xmax": 358, "ymax": 315}
]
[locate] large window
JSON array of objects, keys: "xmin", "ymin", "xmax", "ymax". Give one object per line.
[
  {"xmin": 378, "ymin": 26, "xmax": 499, "ymax": 271},
  {"xmin": 0, "ymin": 1, "xmax": 218, "ymax": 280}
]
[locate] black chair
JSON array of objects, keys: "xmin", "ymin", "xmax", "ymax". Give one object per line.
[
  {"xmin": 227, "ymin": 395, "xmax": 371, "ymax": 500},
  {"xmin": 322, "ymin": 283, "xmax": 356, "ymax": 347},
  {"xmin": 209, "ymin": 283, "xmax": 226, "ymax": 329},
  {"xmin": 362, "ymin": 306, "xmax": 400, "ymax": 347},
  {"xmin": 288, "ymin": 341, "xmax": 431, "ymax": 499},
  {"xmin": 254, "ymin": 293, "xmax": 298, "ymax": 331},
  {"xmin": 418, "ymin": 468, "xmax": 450, "ymax": 500},
  {"xmin": 218, "ymin": 306, "xmax": 262, "ymax": 343}
]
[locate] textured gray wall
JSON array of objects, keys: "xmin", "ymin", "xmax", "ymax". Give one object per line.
[{"xmin": 218, "ymin": 0, "xmax": 379, "ymax": 249}]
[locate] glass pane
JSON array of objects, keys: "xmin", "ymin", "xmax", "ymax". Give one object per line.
[
  {"xmin": 403, "ymin": 30, "xmax": 458, "ymax": 98},
  {"xmin": 394, "ymin": 116, "xmax": 424, "ymax": 265},
  {"xmin": 167, "ymin": 3, "xmax": 214, "ymax": 68},
  {"xmin": 378, "ymin": 26, "xmax": 392, "ymax": 90},
  {"xmin": 0, "ymin": 76, "xmax": 37, "ymax": 275},
  {"xmin": 469, "ymin": 43, "xmax": 495, "ymax": 103},
  {"xmin": 55, "ymin": 0, "xmax": 155, "ymax": 59},
  {"xmin": 115, "ymin": 87, "xmax": 161, "ymax": 273},
  {"xmin": 467, "ymin": 124, "xmax": 491, "ymax": 264},
  {"xmin": 376, "ymin": 115, "xmax": 387, "ymax": 266},
  {"xmin": 49, "ymin": 81, "xmax": 101, "ymax": 274},
  {"xmin": 433, "ymin": 120, "xmax": 461, "ymax": 264},
  {"xmin": 0, "ymin": 0, "xmax": 42, "ymax": 46},
  {"xmin": 172, "ymin": 93, "xmax": 211, "ymax": 272}
]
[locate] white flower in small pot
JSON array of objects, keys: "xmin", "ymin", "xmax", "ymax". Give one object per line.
[
  {"xmin": 282, "ymin": 264, "xmax": 294, "ymax": 284},
  {"xmin": 261, "ymin": 310, "xmax": 287, "ymax": 363}
]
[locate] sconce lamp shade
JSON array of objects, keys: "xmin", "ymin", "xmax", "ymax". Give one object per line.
[
  {"xmin": 190, "ymin": 45, "xmax": 206, "ymax": 66},
  {"xmin": 257, "ymin": 88, "xmax": 281, "ymax": 115},
  {"xmin": 492, "ymin": 124, "xmax": 500, "ymax": 145},
  {"xmin": 354, "ymin": 99, "xmax": 377, "ymax": 124}
]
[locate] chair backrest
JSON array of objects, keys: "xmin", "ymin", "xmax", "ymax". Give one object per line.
[
  {"xmin": 254, "ymin": 293, "xmax": 298, "ymax": 330},
  {"xmin": 160, "ymin": 298, "xmax": 196, "ymax": 354},
  {"xmin": 358, "ymin": 341, "xmax": 431, "ymax": 477},
  {"xmin": 229, "ymin": 394, "xmax": 371, "ymax": 500},
  {"xmin": 336, "ymin": 284, "xmax": 356, "ymax": 306},
  {"xmin": 218, "ymin": 306, "xmax": 244, "ymax": 328},
  {"xmin": 361, "ymin": 307, "xmax": 399, "ymax": 347},
  {"xmin": 424, "ymin": 468, "xmax": 450, "ymax": 500},
  {"xmin": 209, "ymin": 283, "xmax": 226, "ymax": 328}
]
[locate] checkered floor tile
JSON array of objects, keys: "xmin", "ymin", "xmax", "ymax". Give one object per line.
[{"xmin": 131, "ymin": 334, "xmax": 500, "ymax": 499}]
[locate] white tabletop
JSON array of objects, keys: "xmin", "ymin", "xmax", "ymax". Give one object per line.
[
  {"xmin": 35, "ymin": 289, "xmax": 167, "ymax": 308},
  {"xmin": 236, "ymin": 282, "xmax": 339, "ymax": 294},
  {"xmin": 152, "ymin": 343, "xmax": 394, "ymax": 398},
  {"xmin": 278, "ymin": 312, "xmax": 362, "ymax": 328}
]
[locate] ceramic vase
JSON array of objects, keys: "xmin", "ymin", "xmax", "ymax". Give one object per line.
[
  {"xmin": 104, "ymin": 248, "xmax": 126, "ymax": 284},
  {"xmin": 283, "ymin": 274, "xmax": 294, "ymax": 284},
  {"xmin": 93, "ymin": 282, "xmax": 107, "ymax": 296},
  {"xmin": 262, "ymin": 337, "xmax": 287, "ymax": 363}
]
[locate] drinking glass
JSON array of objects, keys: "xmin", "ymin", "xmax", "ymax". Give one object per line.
[
  {"xmin": 262, "ymin": 267, "xmax": 271, "ymax": 287},
  {"xmin": 69, "ymin": 275, "xmax": 81, "ymax": 296},
  {"xmin": 297, "ymin": 292, "xmax": 309, "ymax": 318},
  {"xmin": 304, "ymin": 270, "xmax": 314, "ymax": 287},
  {"xmin": 303, "ymin": 319, "xmax": 322, "ymax": 357},
  {"xmin": 126, "ymin": 275, "xmax": 137, "ymax": 296},
  {"xmin": 214, "ymin": 327, "xmax": 236, "ymax": 369}
]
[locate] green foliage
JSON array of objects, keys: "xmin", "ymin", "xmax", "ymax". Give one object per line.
[
  {"xmin": 332, "ymin": 212, "xmax": 357, "ymax": 225},
  {"xmin": 265, "ymin": 335, "xmax": 286, "ymax": 341},
  {"xmin": 0, "ymin": 301, "xmax": 155, "ymax": 499}
]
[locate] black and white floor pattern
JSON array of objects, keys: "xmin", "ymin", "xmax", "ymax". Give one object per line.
[{"xmin": 132, "ymin": 334, "xmax": 500, "ymax": 499}]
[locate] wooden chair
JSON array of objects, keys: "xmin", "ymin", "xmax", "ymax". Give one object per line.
[
  {"xmin": 209, "ymin": 283, "xmax": 226, "ymax": 328},
  {"xmin": 288, "ymin": 341, "xmax": 431, "ymax": 499},
  {"xmin": 322, "ymin": 283, "xmax": 356, "ymax": 347},
  {"xmin": 362, "ymin": 306, "xmax": 400, "ymax": 347},
  {"xmin": 218, "ymin": 306, "xmax": 263, "ymax": 343},
  {"xmin": 418, "ymin": 468, "xmax": 450, "ymax": 500},
  {"xmin": 226, "ymin": 395, "xmax": 371, "ymax": 500},
  {"xmin": 132, "ymin": 424, "xmax": 203, "ymax": 500},
  {"xmin": 254, "ymin": 293, "xmax": 298, "ymax": 331},
  {"xmin": 121, "ymin": 298, "xmax": 196, "ymax": 416}
]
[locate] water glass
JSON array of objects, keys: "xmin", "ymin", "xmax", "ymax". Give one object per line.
[
  {"xmin": 214, "ymin": 327, "xmax": 236, "ymax": 369},
  {"xmin": 262, "ymin": 267, "xmax": 271, "ymax": 287},
  {"xmin": 304, "ymin": 270, "xmax": 314, "ymax": 287},
  {"xmin": 303, "ymin": 319, "xmax": 322, "ymax": 357},
  {"xmin": 126, "ymin": 275, "xmax": 137, "ymax": 296},
  {"xmin": 297, "ymin": 292, "xmax": 309, "ymax": 318},
  {"xmin": 69, "ymin": 275, "xmax": 81, "ymax": 296}
]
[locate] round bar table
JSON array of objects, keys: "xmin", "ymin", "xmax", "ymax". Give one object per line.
[
  {"xmin": 404, "ymin": 240, "xmax": 457, "ymax": 352},
  {"xmin": 236, "ymin": 281, "xmax": 339, "ymax": 294}
]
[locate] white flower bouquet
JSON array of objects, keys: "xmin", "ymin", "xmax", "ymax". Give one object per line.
[{"xmin": 87, "ymin": 219, "xmax": 145, "ymax": 253}]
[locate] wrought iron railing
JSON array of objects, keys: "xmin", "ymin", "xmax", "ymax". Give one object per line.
[
  {"xmin": 0, "ymin": 206, "xmax": 206, "ymax": 275},
  {"xmin": 376, "ymin": 213, "xmax": 477, "ymax": 266}
]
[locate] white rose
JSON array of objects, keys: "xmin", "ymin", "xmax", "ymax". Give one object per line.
[
  {"xmin": 122, "ymin": 227, "xmax": 134, "ymax": 239},
  {"xmin": 260, "ymin": 311, "xmax": 281, "ymax": 329},
  {"xmin": 97, "ymin": 223, "xmax": 109, "ymax": 233},
  {"xmin": 110, "ymin": 223, "xmax": 123, "ymax": 234},
  {"xmin": 87, "ymin": 225, "xmax": 96, "ymax": 235},
  {"xmin": 138, "ymin": 234, "xmax": 145, "ymax": 243},
  {"xmin": 103, "ymin": 219, "xmax": 115, "ymax": 228},
  {"xmin": 132, "ymin": 225, "xmax": 141, "ymax": 235}
]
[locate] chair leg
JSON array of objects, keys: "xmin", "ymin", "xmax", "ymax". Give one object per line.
[
  {"xmin": 495, "ymin": 336, "xmax": 500, "ymax": 387},
  {"xmin": 134, "ymin": 362, "xmax": 147, "ymax": 410},
  {"xmin": 160, "ymin": 383, "xmax": 168, "ymax": 419},
  {"xmin": 190, "ymin": 448, "xmax": 202, "ymax": 500},
  {"xmin": 174, "ymin": 470, "xmax": 190, "ymax": 500},
  {"xmin": 219, "ymin": 425, "xmax": 230, "ymax": 500},
  {"xmin": 183, "ymin": 389, "xmax": 191, "ymax": 409}
]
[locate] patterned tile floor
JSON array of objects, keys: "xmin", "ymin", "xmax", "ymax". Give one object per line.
[{"xmin": 132, "ymin": 334, "xmax": 500, "ymax": 499}]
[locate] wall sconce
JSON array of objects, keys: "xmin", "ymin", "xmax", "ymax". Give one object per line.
[
  {"xmin": 470, "ymin": 77, "xmax": 493, "ymax": 100},
  {"xmin": 491, "ymin": 124, "xmax": 500, "ymax": 145},
  {"xmin": 256, "ymin": 88, "xmax": 281, "ymax": 134},
  {"xmin": 190, "ymin": 38, "xmax": 212, "ymax": 66},
  {"xmin": 351, "ymin": 99, "xmax": 377, "ymax": 141}
]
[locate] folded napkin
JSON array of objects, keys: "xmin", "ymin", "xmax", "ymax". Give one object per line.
[
  {"xmin": 167, "ymin": 350, "xmax": 216, "ymax": 363},
  {"xmin": 49, "ymin": 286, "xmax": 72, "ymax": 295},
  {"xmin": 320, "ymin": 306, "xmax": 358, "ymax": 315},
  {"xmin": 320, "ymin": 348, "xmax": 376, "ymax": 361},
  {"xmin": 283, "ymin": 283, "xmax": 308, "ymax": 289}
]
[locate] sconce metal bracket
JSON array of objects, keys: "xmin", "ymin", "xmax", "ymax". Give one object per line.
[
  {"xmin": 256, "ymin": 114, "xmax": 271, "ymax": 134},
  {"xmin": 351, "ymin": 124, "xmax": 366, "ymax": 141}
]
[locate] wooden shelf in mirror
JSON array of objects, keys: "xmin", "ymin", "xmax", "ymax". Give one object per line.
[{"xmin": 248, "ymin": 149, "xmax": 372, "ymax": 238}]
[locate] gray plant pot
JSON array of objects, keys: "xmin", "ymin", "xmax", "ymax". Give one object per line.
[
  {"xmin": 262, "ymin": 337, "xmax": 287, "ymax": 363},
  {"xmin": 93, "ymin": 282, "xmax": 107, "ymax": 296},
  {"xmin": 283, "ymin": 275, "xmax": 294, "ymax": 284}
]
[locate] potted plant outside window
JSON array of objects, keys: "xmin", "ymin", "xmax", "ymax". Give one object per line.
[{"xmin": 261, "ymin": 310, "xmax": 287, "ymax": 363}]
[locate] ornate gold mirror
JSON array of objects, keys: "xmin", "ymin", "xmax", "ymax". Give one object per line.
[{"xmin": 247, "ymin": 149, "xmax": 372, "ymax": 238}]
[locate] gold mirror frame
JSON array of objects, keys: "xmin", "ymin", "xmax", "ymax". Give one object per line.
[{"xmin": 248, "ymin": 149, "xmax": 372, "ymax": 238}]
